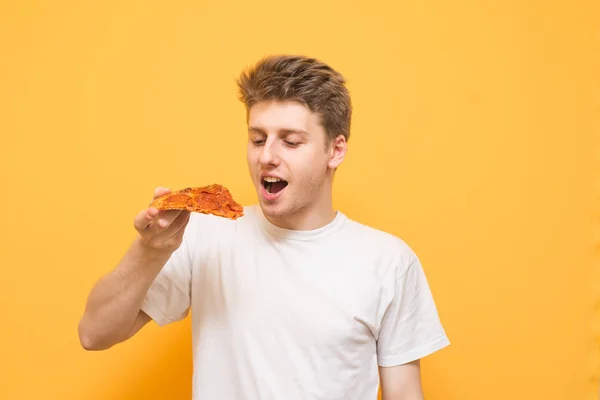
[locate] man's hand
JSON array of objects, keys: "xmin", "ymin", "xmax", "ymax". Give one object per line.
[
  {"xmin": 379, "ymin": 359, "xmax": 424, "ymax": 400},
  {"xmin": 133, "ymin": 187, "xmax": 190, "ymax": 254}
]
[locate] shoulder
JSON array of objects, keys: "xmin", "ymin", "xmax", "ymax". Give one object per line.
[{"xmin": 340, "ymin": 213, "xmax": 419, "ymax": 279}]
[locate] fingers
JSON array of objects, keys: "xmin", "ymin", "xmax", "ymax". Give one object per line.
[
  {"xmin": 147, "ymin": 210, "xmax": 182, "ymax": 233},
  {"xmin": 140, "ymin": 211, "xmax": 191, "ymax": 251},
  {"xmin": 155, "ymin": 211, "xmax": 191, "ymax": 243},
  {"xmin": 133, "ymin": 186, "xmax": 191, "ymax": 252},
  {"xmin": 134, "ymin": 207, "xmax": 158, "ymax": 231},
  {"xmin": 134, "ymin": 187, "xmax": 173, "ymax": 232}
]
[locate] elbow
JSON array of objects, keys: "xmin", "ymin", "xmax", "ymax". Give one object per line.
[
  {"xmin": 78, "ymin": 324, "xmax": 101, "ymax": 351},
  {"xmin": 78, "ymin": 320, "xmax": 112, "ymax": 351},
  {"xmin": 79, "ymin": 335, "xmax": 99, "ymax": 351}
]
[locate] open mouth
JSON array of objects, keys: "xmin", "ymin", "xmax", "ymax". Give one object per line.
[{"xmin": 262, "ymin": 177, "xmax": 288, "ymax": 194}]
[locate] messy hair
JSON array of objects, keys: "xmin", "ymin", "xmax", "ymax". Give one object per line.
[{"xmin": 236, "ymin": 54, "xmax": 352, "ymax": 142}]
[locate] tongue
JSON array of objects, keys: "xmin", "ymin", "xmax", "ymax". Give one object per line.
[{"xmin": 270, "ymin": 181, "xmax": 287, "ymax": 194}]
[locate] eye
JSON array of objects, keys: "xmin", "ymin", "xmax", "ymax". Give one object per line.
[
  {"xmin": 284, "ymin": 140, "xmax": 299, "ymax": 147},
  {"xmin": 251, "ymin": 139, "xmax": 265, "ymax": 146}
]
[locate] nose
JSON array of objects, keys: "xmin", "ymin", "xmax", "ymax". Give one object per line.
[{"xmin": 258, "ymin": 138, "xmax": 280, "ymax": 167}]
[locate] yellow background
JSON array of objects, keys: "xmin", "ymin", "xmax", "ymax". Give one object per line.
[{"xmin": 1, "ymin": 1, "xmax": 597, "ymax": 399}]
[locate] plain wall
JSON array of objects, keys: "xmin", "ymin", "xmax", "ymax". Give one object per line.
[{"xmin": 1, "ymin": 1, "xmax": 597, "ymax": 399}]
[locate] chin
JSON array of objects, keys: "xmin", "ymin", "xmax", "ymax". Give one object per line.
[
  {"xmin": 259, "ymin": 199, "xmax": 284, "ymax": 215},
  {"xmin": 259, "ymin": 198, "xmax": 297, "ymax": 221}
]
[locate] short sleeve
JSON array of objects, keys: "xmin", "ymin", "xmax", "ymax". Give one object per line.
[
  {"xmin": 140, "ymin": 225, "xmax": 195, "ymax": 327},
  {"xmin": 376, "ymin": 255, "xmax": 450, "ymax": 367}
]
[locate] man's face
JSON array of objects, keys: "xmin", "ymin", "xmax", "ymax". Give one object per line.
[{"xmin": 246, "ymin": 100, "xmax": 345, "ymax": 228}]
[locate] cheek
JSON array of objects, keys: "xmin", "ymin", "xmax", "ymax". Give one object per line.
[
  {"xmin": 246, "ymin": 152, "xmax": 258, "ymax": 176},
  {"xmin": 293, "ymin": 155, "xmax": 328, "ymax": 186},
  {"xmin": 246, "ymin": 148, "xmax": 258, "ymax": 164}
]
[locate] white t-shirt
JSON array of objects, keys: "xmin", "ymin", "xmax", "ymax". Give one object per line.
[{"xmin": 141, "ymin": 204, "xmax": 450, "ymax": 400}]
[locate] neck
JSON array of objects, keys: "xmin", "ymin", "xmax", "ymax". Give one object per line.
[{"xmin": 265, "ymin": 207, "xmax": 337, "ymax": 231}]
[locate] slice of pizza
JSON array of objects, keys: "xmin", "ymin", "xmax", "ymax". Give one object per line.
[{"xmin": 150, "ymin": 184, "xmax": 244, "ymax": 220}]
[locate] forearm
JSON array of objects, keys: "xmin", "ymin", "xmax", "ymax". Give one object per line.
[{"xmin": 78, "ymin": 237, "xmax": 172, "ymax": 349}]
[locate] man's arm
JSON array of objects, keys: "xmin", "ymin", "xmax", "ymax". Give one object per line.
[
  {"xmin": 379, "ymin": 360, "xmax": 424, "ymax": 400},
  {"xmin": 77, "ymin": 187, "xmax": 190, "ymax": 350}
]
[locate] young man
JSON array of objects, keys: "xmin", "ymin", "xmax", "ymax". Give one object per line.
[{"xmin": 78, "ymin": 54, "xmax": 450, "ymax": 399}]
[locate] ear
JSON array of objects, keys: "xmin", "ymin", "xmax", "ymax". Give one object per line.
[{"xmin": 328, "ymin": 134, "xmax": 347, "ymax": 169}]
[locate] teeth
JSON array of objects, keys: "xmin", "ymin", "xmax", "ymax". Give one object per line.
[{"xmin": 263, "ymin": 177, "xmax": 282, "ymax": 183}]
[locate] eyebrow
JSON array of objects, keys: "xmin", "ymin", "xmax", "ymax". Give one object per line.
[{"xmin": 248, "ymin": 127, "xmax": 309, "ymax": 135}]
